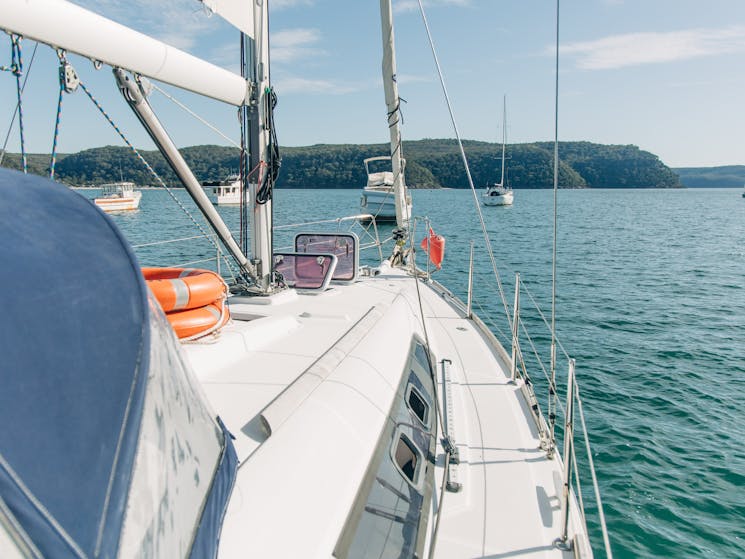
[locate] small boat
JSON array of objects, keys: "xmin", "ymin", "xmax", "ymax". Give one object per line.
[
  {"xmin": 93, "ymin": 181, "xmax": 142, "ymax": 212},
  {"xmin": 483, "ymin": 182, "xmax": 514, "ymax": 206},
  {"xmin": 360, "ymin": 156, "xmax": 412, "ymax": 221},
  {"xmin": 360, "ymin": 156, "xmax": 413, "ymax": 221},
  {"xmin": 483, "ymin": 97, "xmax": 514, "ymax": 207},
  {"xmin": 203, "ymin": 173, "xmax": 243, "ymax": 205}
]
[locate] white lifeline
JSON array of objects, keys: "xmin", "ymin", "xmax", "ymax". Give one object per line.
[{"xmin": 182, "ymin": 262, "xmax": 589, "ymax": 558}]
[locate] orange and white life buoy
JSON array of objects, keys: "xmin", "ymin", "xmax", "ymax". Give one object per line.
[
  {"xmin": 142, "ymin": 267, "xmax": 227, "ymax": 312},
  {"xmin": 142, "ymin": 267, "xmax": 230, "ymax": 339},
  {"xmin": 164, "ymin": 301, "xmax": 230, "ymax": 340}
]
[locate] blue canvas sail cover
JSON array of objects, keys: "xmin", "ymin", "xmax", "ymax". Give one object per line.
[{"xmin": 0, "ymin": 169, "xmax": 236, "ymax": 558}]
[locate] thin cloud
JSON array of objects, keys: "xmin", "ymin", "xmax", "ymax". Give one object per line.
[
  {"xmin": 272, "ymin": 28, "xmax": 324, "ymax": 63},
  {"xmin": 73, "ymin": 0, "xmax": 214, "ymax": 50},
  {"xmin": 560, "ymin": 26, "xmax": 745, "ymax": 70}
]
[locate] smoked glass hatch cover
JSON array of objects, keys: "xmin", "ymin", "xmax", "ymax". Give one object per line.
[
  {"xmin": 274, "ymin": 252, "xmax": 338, "ymax": 290},
  {"xmin": 294, "ymin": 233, "xmax": 359, "ymax": 282}
]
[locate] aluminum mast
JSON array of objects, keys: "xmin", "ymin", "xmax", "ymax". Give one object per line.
[{"xmin": 379, "ymin": 0, "xmax": 409, "ymax": 230}]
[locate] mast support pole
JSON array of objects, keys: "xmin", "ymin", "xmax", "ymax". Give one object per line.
[{"xmin": 113, "ymin": 69, "xmax": 256, "ymax": 282}]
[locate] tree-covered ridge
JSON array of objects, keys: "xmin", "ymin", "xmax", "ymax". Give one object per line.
[
  {"xmin": 1, "ymin": 139, "xmax": 681, "ymax": 188},
  {"xmin": 674, "ymin": 165, "xmax": 745, "ymax": 188}
]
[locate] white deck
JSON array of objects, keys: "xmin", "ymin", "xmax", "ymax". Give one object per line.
[{"xmin": 182, "ymin": 265, "xmax": 590, "ymax": 558}]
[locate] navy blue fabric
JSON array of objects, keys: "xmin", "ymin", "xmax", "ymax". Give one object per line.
[
  {"xmin": 0, "ymin": 169, "xmax": 150, "ymax": 558},
  {"xmin": 188, "ymin": 417, "xmax": 238, "ymax": 559}
]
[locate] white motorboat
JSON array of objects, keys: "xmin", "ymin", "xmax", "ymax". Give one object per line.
[
  {"xmin": 483, "ymin": 97, "xmax": 514, "ymax": 207},
  {"xmin": 360, "ymin": 156, "xmax": 412, "ymax": 221},
  {"xmin": 203, "ymin": 173, "xmax": 243, "ymax": 205},
  {"xmin": 93, "ymin": 181, "xmax": 142, "ymax": 211},
  {"xmin": 0, "ymin": 1, "xmax": 612, "ymax": 559}
]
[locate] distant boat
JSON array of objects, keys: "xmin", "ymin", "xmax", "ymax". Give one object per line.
[
  {"xmin": 482, "ymin": 97, "xmax": 514, "ymax": 207},
  {"xmin": 93, "ymin": 181, "xmax": 141, "ymax": 212},
  {"xmin": 202, "ymin": 173, "xmax": 243, "ymax": 205},
  {"xmin": 359, "ymin": 156, "xmax": 412, "ymax": 221},
  {"xmin": 742, "ymin": 183, "xmax": 745, "ymax": 198}
]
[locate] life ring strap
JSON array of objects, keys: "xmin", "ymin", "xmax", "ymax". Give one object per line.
[{"xmin": 142, "ymin": 267, "xmax": 227, "ymax": 312}]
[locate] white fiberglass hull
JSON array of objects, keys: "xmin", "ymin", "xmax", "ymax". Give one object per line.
[
  {"xmin": 482, "ymin": 189, "xmax": 514, "ymax": 206},
  {"xmin": 94, "ymin": 191, "xmax": 142, "ymax": 212},
  {"xmin": 203, "ymin": 185, "xmax": 245, "ymax": 205},
  {"xmin": 360, "ymin": 187, "xmax": 412, "ymax": 221},
  {"xmin": 179, "ymin": 263, "xmax": 590, "ymax": 558}
]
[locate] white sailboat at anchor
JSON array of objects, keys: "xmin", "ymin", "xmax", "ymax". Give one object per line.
[
  {"xmin": 0, "ymin": 1, "xmax": 612, "ymax": 558},
  {"xmin": 483, "ymin": 96, "xmax": 514, "ymax": 206}
]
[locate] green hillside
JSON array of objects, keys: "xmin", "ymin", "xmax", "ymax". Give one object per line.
[
  {"xmin": 674, "ymin": 165, "xmax": 745, "ymax": 188},
  {"xmin": 1, "ymin": 139, "xmax": 681, "ymax": 189}
]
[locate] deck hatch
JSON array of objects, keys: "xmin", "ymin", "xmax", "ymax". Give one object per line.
[
  {"xmin": 294, "ymin": 232, "xmax": 359, "ymax": 282},
  {"xmin": 272, "ymin": 252, "xmax": 337, "ymax": 290}
]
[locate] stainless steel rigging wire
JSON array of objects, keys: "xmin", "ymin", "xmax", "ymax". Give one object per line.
[{"xmin": 414, "ymin": 0, "xmax": 513, "ymax": 331}]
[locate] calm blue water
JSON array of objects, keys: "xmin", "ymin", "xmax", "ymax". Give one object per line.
[{"xmin": 84, "ymin": 187, "xmax": 745, "ymax": 558}]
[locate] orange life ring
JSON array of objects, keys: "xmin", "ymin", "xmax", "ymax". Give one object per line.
[
  {"xmin": 164, "ymin": 301, "xmax": 230, "ymax": 339},
  {"xmin": 142, "ymin": 267, "xmax": 227, "ymax": 312}
]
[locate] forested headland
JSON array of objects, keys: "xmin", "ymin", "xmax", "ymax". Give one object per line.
[
  {"xmin": 1, "ymin": 139, "xmax": 682, "ymax": 188},
  {"xmin": 673, "ymin": 166, "xmax": 745, "ymax": 188}
]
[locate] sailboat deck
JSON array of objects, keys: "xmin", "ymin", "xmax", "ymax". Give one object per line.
[
  {"xmin": 182, "ymin": 267, "xmax": 587, "ymax": 558},
  {"xmin": 419, "ymin": 287, "xmax": 584, "ymax": 558}
]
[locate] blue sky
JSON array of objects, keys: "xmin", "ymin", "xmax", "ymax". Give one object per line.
[{"xmin": 2, "ymin": 0, "xmax": 744, "ymax": 167}]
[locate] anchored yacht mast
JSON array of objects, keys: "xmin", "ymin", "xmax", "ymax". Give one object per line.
[{"xmin": 114, "ymin": 70, "xmax": 257, "ymax": 282}]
